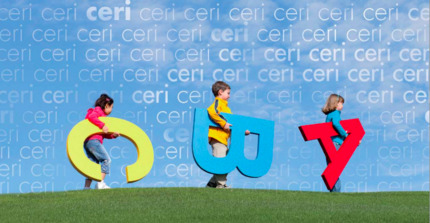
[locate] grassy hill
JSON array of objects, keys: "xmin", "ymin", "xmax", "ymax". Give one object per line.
[{"xmin": 0, "ymin": 188, "xmax": 428, "ymax": 222}]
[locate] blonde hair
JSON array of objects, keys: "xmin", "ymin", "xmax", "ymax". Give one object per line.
[{"xmin": 322, "ymin": 94, "xmax": 345, "ymax": 115}]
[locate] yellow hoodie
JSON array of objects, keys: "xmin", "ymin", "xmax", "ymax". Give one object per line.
[{"xmin": 207, "ymin": 97, "xmax": 232, "ymax": 146}]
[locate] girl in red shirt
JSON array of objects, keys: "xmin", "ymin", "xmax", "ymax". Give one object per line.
[{"xmin": 83, "ymin": 94, "xmax": 120, "ymax": 190}]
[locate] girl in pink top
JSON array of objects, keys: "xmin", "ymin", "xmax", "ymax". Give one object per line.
[{"xmin": 83, "ymin": 94, "xmax": 120, "ymax": 190}]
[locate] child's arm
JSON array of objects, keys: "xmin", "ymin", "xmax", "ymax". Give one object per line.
[
  {"xmin": 332, "ymin": 112, "xmax": 348, "ymax": 139},
  {"xmin": 207, "ymin": 102, "xmax": 228, "ymax": 129},
  {"xmin": 87, "ymin": 111, "xmax": 106, "ymax": 129},
  {"xmin": 104, "ymin": 132, "xmax": 120, "ymax": 139}
]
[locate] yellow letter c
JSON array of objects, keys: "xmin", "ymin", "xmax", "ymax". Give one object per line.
[{"xmin": 67, "ymin": 117, "xmax": 154, "ymax": 183}]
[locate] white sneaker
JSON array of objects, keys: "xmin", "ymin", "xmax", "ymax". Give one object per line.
[
  {"xmin": 83, "ymin": 187, "xmax": 92, "ymax": 190},
  {"xmin": 95, "ymin": 181, "xmax": 111, "ymax": 189},
  {"xmin": 216, "ymin": 184, "xmax": 231, "ymax": 189},
  {"xmin": 103, "ymin": 183, "xmax": 111, "ymax": 189}
]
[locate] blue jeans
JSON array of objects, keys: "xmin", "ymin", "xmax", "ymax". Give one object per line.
[
  {"xmin": 326, "ymin": 143, "xmax": 341, "ymax": 192},
  {"xmin": 84, "ymin": 139, "xmax": 111, "ymax": 174}
]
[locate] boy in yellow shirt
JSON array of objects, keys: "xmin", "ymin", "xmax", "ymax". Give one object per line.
[{"xmin": 206, "ymin": 81, "xmax": 249, "ymax": 189}]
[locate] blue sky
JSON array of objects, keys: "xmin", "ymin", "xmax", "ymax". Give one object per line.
[{"xmin": 0, "ymin": 0, "xmax": 428, "ymax": 193}]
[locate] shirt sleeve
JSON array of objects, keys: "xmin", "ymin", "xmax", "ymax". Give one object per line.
[
  {"xmin": 332, "ymin": 112, "xmax": 348, "ymax": 139},
  {"xmin": 103, "ymin": 134, "xmax": 117, "ymax": 139},
  {"xmin": 87, "ymin": 111, "xmax": 105, "ymax": 129},
  {"xmin": 207, "ymin": 100, "xmax": 227, "ymax": 128}
]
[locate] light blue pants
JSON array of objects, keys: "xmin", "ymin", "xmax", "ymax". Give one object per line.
[
  {"xmin": 327, "ymin": 143, "xmax": 341, "ymax": 192},
  {"xmin": 84, "ymin": 139, "xmax": 111, "ymax": 174}
]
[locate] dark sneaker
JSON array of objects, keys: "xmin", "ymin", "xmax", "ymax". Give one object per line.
[
  {"xmin": 216, "ymin": 185, "xmax": 231, "ymax": 189},
  {"xmin": 206, "ymin": 182, "xmax": 216, "ymax": 188}
]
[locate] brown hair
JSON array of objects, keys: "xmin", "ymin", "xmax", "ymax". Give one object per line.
[
  {"xmin": 212, "ymin": 81, "xmax": 231, "ymax": 97},
  {"xmin": 322, "ymin": 94, "xmax": 345, "ymax": 115}
]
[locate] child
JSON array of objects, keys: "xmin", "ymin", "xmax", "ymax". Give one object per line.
[
  {"xmin": 322, "ymin": 94, "xmax": 347, "ymax": 193},
  {"xmin": 206, "ymin": 81, "xmax": 250, "ymax": 189},
  {"xmin": 83, "ymin": 94, "xmax": 120, "ymax": 190}
]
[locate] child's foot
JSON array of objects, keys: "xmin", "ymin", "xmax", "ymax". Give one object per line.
[
  {"xmin": 95, "ymin": 181, "xmax": 111, "ymax": 189},
  {"xmin": 83, "ymin": 187, "xmax": 92, "ymax": 190},
  {"xmin": 216, "ymin": 185, "xmax": 231, "ymax": 189},
  {"xmin": 206, "ymin": 182, "xmax": 216, "ymax": 188}
]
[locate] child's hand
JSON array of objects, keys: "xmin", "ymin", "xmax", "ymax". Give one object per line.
[
  {"xmin": 245, "ymin": 130, "xmax": 251, "ymax": 135},
  {"xmin": 113, "ymin": 132, "xmax": 120, "ymax": 138},
  {"xmin": 223, "ymin": 123, "xmax": 232, "ymax": 131},
  {"xmin": 102, "ymin": 125, "xmax": 109, "ymax": 134}
]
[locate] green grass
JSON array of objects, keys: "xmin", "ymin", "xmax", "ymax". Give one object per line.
[{"xmin": 0, "ymin": 188, "xmax": 428, "ymax": 223}]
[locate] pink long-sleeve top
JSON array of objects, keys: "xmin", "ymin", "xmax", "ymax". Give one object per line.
[{"xmin": 85, "ymin": 106, "xmax": 116, "ymax": 144}]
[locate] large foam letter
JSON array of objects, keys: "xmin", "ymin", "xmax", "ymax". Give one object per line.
[
  {"xmin": 299, "ymin": 119, "xmax": 365, "ymax": 190},
  {"xmin": 67, "ymin": 117, "xmax": 154, "ymax": 183},
  {"xmin": 192, "ymin": 108, "xmax": 275, "ymax": 178}
]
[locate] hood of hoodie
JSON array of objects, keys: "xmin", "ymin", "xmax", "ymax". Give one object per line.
[{"xmin": 85, "ymin": 106, "xmax": 106, "ymax": 118}]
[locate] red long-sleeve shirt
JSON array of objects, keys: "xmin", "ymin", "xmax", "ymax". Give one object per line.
[{"xmin": 85, "ymin": 106, "xmax": 116, "ymax": 144}]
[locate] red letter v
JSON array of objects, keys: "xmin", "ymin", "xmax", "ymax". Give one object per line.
[{"xmin": 299, "ymin": 119, "xmax": 365, "ymax": 190}]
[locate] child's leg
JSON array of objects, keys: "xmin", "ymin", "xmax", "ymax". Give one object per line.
[
  {"xmin": 208, "ymin": 175, "xmax": 216, "ymax": 184},
  {"xmin": 86, "ymin": 139, "xmax": 111, "ymax": 180},
  {"xmin": 207, "ymin": 140, "xmax": 219, "ymax": 186},
  {"xmin": 210, "ymin": 139, "xmax": 228, "ymax": 186},
  {"xmin": 101, "ymin": 173, "xmax": 107, "ymax": 181},
  {"xmin": 328, "ymin": 143, "xmax": 342, "ymax": 192},
  {"xmin": 83, "ymin": 140, "xmax": 100, "ymax": 188},
  {"xmin": 85, "ymin": 179, "xmax": 92, "ymax": 188},
  {"xmin": 331, "ymin": 178, "xmax": 341, "ymax": 192}
]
